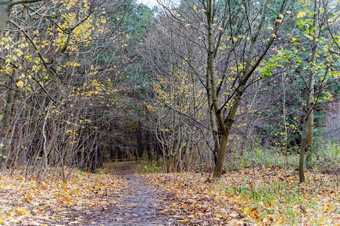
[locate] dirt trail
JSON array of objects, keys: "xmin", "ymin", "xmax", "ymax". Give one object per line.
[{"xmin": 88, "ymin": 162, "xmax": 173, "ymax": 225}]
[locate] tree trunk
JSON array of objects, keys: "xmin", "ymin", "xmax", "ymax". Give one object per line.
[
  {"xmin": 306, "ymin": 99, "xmax": 314, "ymax": 166},
  {"xmin": 304, "ymin": 1, "xmax": 320, "ymax": 170},
  {"xmin": 167, "ymin": 154, "xmax": 174, "ymax": 173},
  {"xmin": 213, "ymin": 134, "xmax": 228, "ymax": 178},
  {"xmin": 0, "ymin": 1, "xmax": 11, "ymax": 36},
  {"xmin": 299, "ymin": 116, "xmax": 308, "ymax": 182},
  {"xmin": 0, "ymin": 0, "xmax": 42, "ymax": 36}
]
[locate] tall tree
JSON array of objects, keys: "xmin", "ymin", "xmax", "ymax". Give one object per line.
[{"xmin": 204, "ymin": 0, "xmax": 290, "ymax": 178}]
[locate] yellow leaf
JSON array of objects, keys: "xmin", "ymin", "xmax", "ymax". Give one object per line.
[
  {"xmin": 15, "ymin": 208, "xmax": 29, "ymax": 215},
  {"xmin": 5, "ymin": 68, "xmax": 13, "ymax": 74},
  {"xmin": 177, "ymin": 219, "xmax": 189, "ymax": 223},
  {"xmin": 297, "ymin": 11, "xmax": 306, "ymax": 18},
  {"xmin": 100, "ymin": 16, "xmax": 107, "ymax": 24},
  {"xmin": 193, "ymin": 5, "xmax": 197, "ymax": 10},
  {"xmin": 244, "ymin": 207, "xmax": 252, "ymax": 215},
  {"xmin": 16, "ymin": 80, "xmax": 24, "ymax": 88}
]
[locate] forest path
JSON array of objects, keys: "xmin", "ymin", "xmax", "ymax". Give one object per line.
[{"xmin": 88, "ymin": 162, "xmax": 173, "ymax": 225}]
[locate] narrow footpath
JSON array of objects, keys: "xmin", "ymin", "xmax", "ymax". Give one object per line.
[{"xmin": 86, "ymin": 162, "xmax": 174, "ymax": 225}]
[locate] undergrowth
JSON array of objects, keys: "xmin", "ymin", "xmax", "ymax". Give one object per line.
[
  {"xmin": 136, "ymin": 160, "xmax": 164, "ymax": 174},
  {"xmin": 224, "ymin": 141, "xmax": 339, "ymax": 175}
]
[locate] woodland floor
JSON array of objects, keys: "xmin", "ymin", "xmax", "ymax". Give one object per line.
[
  {"xmin": 89, "ymin": 162, "xmax": 173, "ymax": 225},
  {"xmin": 0, "ymin": 162, "xmax": 174, "ymax": 225},
  {"xmin": 0, "ymin": 162, "xmax": 339, "ymax": 225}
]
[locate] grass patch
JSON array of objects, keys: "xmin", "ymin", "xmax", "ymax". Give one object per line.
[
  {"xmin": 225, "ymin": 141, "xmax": 340, "ymax": 174},
  {"xmin": 136, "ymin": 160, "xmax": 164, "ymax": 174},
  {"xmin": 313, "ymin": 141, "xmax": 340, "ymax": 175}
]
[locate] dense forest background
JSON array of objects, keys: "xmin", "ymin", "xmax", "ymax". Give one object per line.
[{"xmin": 0, "ymin": 0, "xmax": 339, "ymax": 181}]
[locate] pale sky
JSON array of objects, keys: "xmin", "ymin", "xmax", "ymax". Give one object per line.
[
  {"xmin": 137, "ymin": 0, "xmax": 160, "ymax": 8},
  {"xmin": 137, "ymin": 0, "xmax": 179, "ymax": 8}
]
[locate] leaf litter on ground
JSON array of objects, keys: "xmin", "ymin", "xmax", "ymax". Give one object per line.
[
  {"xmin": 0, "ymin": 167, "xmax": 339, "ymax": 225},
  {"xmin": 0, "ymin": 169, "xmax": 127, "ymax": 225},
  {"xmin": 141, "ymin": 168, "xmax": 339, "ymax": 225}
]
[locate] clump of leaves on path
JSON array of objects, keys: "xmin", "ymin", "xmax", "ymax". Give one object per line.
[
  {"xmin": 0, "ymin": 170, "xmax": 127, "ymax": 224},
  {"xmin": 142, "ymin": 168, "xmax": 339, "ymax": 225}
]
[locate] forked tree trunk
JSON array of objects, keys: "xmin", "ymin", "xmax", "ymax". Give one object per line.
[{"xmin": 207, "ymin": 0, "xmax": 280, "ymax": 178}]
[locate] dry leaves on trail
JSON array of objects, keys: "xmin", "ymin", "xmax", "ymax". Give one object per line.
[
  {"xmin": 141, "ymin": 168, "xmax": 340, "ymax": 225},
  {"xmin": 0, "ymin": 169, "xmax": 127, "ymax": 225}
]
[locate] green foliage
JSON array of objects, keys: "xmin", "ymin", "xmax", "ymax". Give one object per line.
[
  {"xmin": 226, "ymin": 149, "xmax": 290, "ymax": 171},
  {"xmin": 136, "ymin": 161, "xmax": 164, "ymax": 174},
  {"xmin": 94, "ymin": 168, "xmax": 104, "ymax": 174},
  {"xmin": 223, "ymin": 170, "xmax": 337, "ymax": 224},
  {"xmin": 312, "ymin": 140, "xmax": 340, "ymax": 173},
  {"xmin": 226, "ymin": 140, "xmax": 339, "ymax": 174},
  {"xmin": 259, "ymin": 50, "xmax": 298, "ymax": 79}
]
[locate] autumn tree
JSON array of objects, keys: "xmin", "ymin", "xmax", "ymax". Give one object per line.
[
  {"xmin": 0, "ymin": 0, "xmax": 136, "ymax": 179},
  {"xmin": 141, "ymin": 9, "xmax": 210, "ymax": 172}
]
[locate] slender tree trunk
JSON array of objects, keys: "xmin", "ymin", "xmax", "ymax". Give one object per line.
[
  {"xmin": 299, "ymin": 115, "xmax": 308, "ymax": 182},
  {"xmin": 282, "ymin": 74, "xmax": 289, "ymax": 167},
  {"xmin": 302, "ymin": 1, "xmax": 320, "ymax": 173}
]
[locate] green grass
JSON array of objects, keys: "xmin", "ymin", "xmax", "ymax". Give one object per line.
[
  {"xmin": 312, "ymin": 141, "xmax": 340, "ymax": 173},
  {"xmin": 136, "ymin": 160, "xmax": 164, "ymax": 174},
  {"xmin": 225, "ymin": 140, "xmax": 339, "ymax": 174},
  {"xmin": 221, "ymin": 170, "xmax": 338, "ymax": 224}
]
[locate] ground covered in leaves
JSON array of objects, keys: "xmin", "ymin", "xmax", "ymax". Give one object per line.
[
  {"xmin": 0, "ymin": 165, "xmax": 339, "ymax": 225},
  {"xmin": 0, "ymin": 163, "xmax": 173, "ymax": 225},
  {"xmin": 142, "ymin": 168, "xmax": 340, "ymax": 225},
  {"xmin": 0, "ymin": 169, "xmax": 129, "ymax": 225}
]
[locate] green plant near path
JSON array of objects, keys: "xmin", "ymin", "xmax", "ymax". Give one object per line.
[
  {"xmin": 220, "ymin": 170, "xmax": 339, "ymax": 224},
  {"xmin": 225, "ymin": 140, "xmax": 339, "ymax": 174},
  {"xmin": 136, "ymin": 161, "xmax": 164, "ymax": 174}
]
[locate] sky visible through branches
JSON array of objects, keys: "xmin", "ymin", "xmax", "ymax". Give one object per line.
[{"xmin": 137, "ymin": 0, "xmax": 179, "ymax": 8}]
